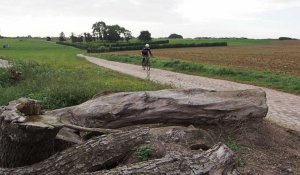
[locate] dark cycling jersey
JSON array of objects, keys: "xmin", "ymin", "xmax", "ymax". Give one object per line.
[{"xmin": 141, "ymin": 48, "xmax": 152, "ymax": 57}]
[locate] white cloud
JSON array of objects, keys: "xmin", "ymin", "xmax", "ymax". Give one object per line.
[
  {"xmin": 0, "ymin": 0, "xmax": 299, "ymax": 38},
  {"xmin": 175, "ymin": 0, "xmax": 300, "ymax": 22}
]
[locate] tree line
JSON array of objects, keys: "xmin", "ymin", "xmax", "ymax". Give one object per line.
[{"xmin": 57, "ymin": 21, "xmax": 153, "ymax": 43}]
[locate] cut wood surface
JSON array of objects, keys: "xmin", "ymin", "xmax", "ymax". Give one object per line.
[{"xmin": 0, "ymin": 98, "xmax": 61, "ymax": 168}]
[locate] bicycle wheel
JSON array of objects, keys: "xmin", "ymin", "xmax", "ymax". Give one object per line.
[
  {"xmin": 142, "ymin": 58, "xmax": 146, "ymax": 70},
  {"xmin": 145, "ymin": 58, "xmax": 150, "ymax": 71}
]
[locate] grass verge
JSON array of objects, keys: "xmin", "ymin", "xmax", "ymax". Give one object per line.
[{"xmin": 0, "ymin": 39, "xmax": 168, "ymax": 109}]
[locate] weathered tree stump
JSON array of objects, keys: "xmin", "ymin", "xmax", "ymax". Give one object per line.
[
  {"xmin": 0, "ymin": 98, "xmax": 119, "ymax": 168},
  {"xmin": 0, "ymin": 98, "xmax": 61, "ymax": 168},
  {"xmin": 48, "ymin": 88, "xmax": 268, "ymax": 128}
]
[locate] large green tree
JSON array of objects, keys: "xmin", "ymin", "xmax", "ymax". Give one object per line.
[
  {"xmin": 168, "ymin": 33, "xmax": 183, "ymax": 39},
  {"xmin": 70, "ymin": 33, "xmax": 84, "ymax": 43},
  {"xmin": 58, "ymin": 32, "xmax": 66, "ymax": 42},
  {"xmin": 84, "ymin": 33, "xmax": 94, "ymax": 42},
  {"xmin": 92, "ymin": 21, "xmax": 107, "ymax": 40},
  {"xmin": 91, "ymin": 21, "xmax": 132, "ymax": 42},
  {"xmin": 70, "ymin": 33, "xmax": 76, "ymax": 43},
  {"xmin": 138, "ymin": 31, "xmax": 152, "ymax": 42},
  {"xmin": 123, "ymin": 30, "xmax": 133, "ymax": 42},
  {"xmin": 104, "ymin": 25, "xmax": 122, "ymax": 42}
]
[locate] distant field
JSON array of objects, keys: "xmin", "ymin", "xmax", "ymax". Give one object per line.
[
  {"xmin": 129, "ymin": 38, "xmax": 272, "ymax": 46},
  {"xmin": 168, "ymin": 38, "xmax": 272, "ymax": 46},
  {"xmin": 110, "ymin": 40, "xmax": 300, "ymax": 76},
  {"xmin": 0, "ymin": 39, "xmax": 167, "ymax": 109}
]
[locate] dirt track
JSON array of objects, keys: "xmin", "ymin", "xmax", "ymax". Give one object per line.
[{"xmin": 79, "ymin": 54, "xmax": 300, "ymax": 133}]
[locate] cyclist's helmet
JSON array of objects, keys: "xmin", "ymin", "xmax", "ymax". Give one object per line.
[{"xmin": 145, "ymin": 44, "xmax": 150, "ymax": 48}]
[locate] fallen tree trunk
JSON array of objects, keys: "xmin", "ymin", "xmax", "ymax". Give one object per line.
[
  {"xmin": 0, "ymin": 89, "xmax": 266, "ymax": 174},
  {"xmin": 0, "ymin": 128, "xmax": 150, "ymax": 175},
  {"xmin": 83, "ymin": 143, "xmax": 236, "ymax": 175},
  {"xmin": 48, "ymin": 88, "xmax": 268, "ymax": 128}
]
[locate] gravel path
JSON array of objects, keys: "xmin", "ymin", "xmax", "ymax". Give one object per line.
[{"xmin": 79, "ymin": 54, "xmax": 300, "ymax": 132}]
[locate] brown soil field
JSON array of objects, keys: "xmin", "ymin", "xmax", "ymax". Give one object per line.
[{"xmin": 112, "ymin": 40, "xmax": 300, "ymax": 76}]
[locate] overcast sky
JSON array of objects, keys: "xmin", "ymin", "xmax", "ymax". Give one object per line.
[{"xmin": 0, "ymin": 0, "xmax": 299, "ymax": 38}]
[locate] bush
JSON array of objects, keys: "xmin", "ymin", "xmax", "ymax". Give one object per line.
[
  {"xmin": 149, "ymin": 40, "xmax": 170, "ymax": 45},
  {"xmin": 87, "ymin": 46, "xmax": 109, "ymax": 53},
  {"xmin": 138, "ymin": 31, "xmax": 152, "ymax": 42},
  {"xmin": 168, "ymin": 33, "xmax": 183, "ymax": 39},
  {"xmin": 57, "ymin": 40, "xmax": 170, "ymax": 52},
  {"xmin": 56, "ymin": 40, "xmax": 227, "ymax": 53},
  {"xmin": 279, "ymin": 37, "xmax": 296, "ymax": 40},
  {"xmin": 87, "ymin": 42, "xmax": 228, "ymax": 53},
  {"xmin": 56, "ymin": 42, "xmax": 88, "ymax": 50},
  {"xmin": 95, "ymin": 40, "xmax": 169, "ymax": 47}
]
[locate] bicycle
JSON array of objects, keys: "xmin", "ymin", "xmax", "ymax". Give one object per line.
[{"xmin": 142, "ymin": 57, "xmax": 151, "ymax": 71}]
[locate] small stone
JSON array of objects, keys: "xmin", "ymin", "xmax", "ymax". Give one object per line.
[
  {"xmin": 187, "ymin": 125, "xmax": 195, "ymax": 129},
  {"xmin": 17, "ymin": 116, "xmax": 26, "ymax": 123}
]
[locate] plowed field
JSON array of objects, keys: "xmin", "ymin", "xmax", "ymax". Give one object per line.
[{"xmin": 110, "ymin": 40, "xmax": 300, "ymax": 76}]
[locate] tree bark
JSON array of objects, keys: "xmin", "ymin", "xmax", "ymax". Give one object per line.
[
  {"xmin": 48, "ymin": 88, "xmax": 268, "ymax": 128},
  {"xmin": 0, "ymin": 128, "xmax": 237, "ymax": 175},
  {"xmin": 83, "ymin": 143, "xmax": 236, "ymax": 175},
  {"xmin": 0, "ymin": 88, "xmax": 266, "ymax": 173},
  {"xmin": 0, "ymin": 128, "xmax": 150, "ymax": 175}
]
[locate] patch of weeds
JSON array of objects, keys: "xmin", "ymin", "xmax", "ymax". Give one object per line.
[
  {"xmin": 225, "ymin": 137, "xmax": 244, "ymax": 152},
  {"xmin": 137, "ymin": 144, "xmax": 152, "ymax": 161},
  {"xmin": 235, "ymin": 157, "xmax": 246, "ymax": 167},
  {"xmin": 225, "ymin": 137, "xmax": 246, "ymax": 167},
  {"xmin": 0, "ymin": 68, "xmax": 12, "ymax": 87}
]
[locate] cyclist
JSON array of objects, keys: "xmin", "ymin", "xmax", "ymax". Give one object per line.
[{"xmin": 141, "ymin": 44, "xmax": 152, "ymax": 70}]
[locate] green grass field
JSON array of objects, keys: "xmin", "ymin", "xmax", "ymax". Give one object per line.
[{"xmin": 0, "ymin": 39, "xmax": 168, "ymax": 109}]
